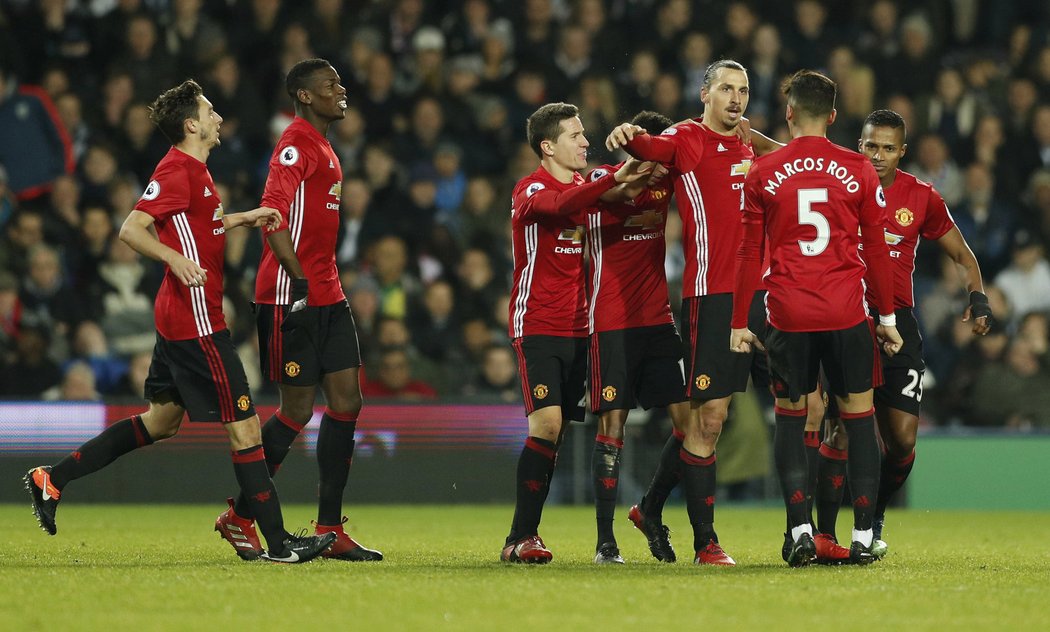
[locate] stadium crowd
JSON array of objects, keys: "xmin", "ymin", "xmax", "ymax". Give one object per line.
[{"xmin": 1, "ymin": 0, "xmax": 1049, "ymax": 428}]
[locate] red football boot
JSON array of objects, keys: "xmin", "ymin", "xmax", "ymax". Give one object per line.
[
  {"xmin": 214, "ymin": 497, "xmax": 262, "ymax": 561},
  {"xmin": 500, "ymin": 535, "xmax": 553, "ymax": 564},
  {"xmin": 814, "ymin": 533, "xmax": 851, "ymax": 565},
  {"xmin": 314, "ymin": 517, "xmax": 383, "ymax": 561},
  {"xmin": 693, "ymin": 539, "xmax": 736, "ymax": 566}
]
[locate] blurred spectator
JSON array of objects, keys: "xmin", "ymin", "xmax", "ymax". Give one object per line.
[
  {"xmin": 920, "ymin": 67, "xmax": 981, "ymax": 156},
  {"xmin": 165, "ymin": 0, "xmax": 226, "ymax": 78},
  {"xmin": 679, "ymin": 31, "xmax": 714, "ymax": 111},
  {"xmin": 1016, "ymin": 104, "xmax": 1050, "ymax": 184},
  {"xmin": 994, "ymin": 229, "xmax": 1050, "ymax": 323},
  {"xmin": 360, "ymin": 346, "xmax": 438, "ymax": 400},
  {"xmin": 721, "ymin": 1, "xmax": 759, "ymax": 65},
  {"xmin": 330, "ymin": 103, "xmax": 367, "ymax": 173},
  {"xmin": 20, "ymin": 243, "xmax": 79, "ymax": 346},
  {"xmin": 45, "ymin": 359, "xmax": 101, "ymax": 402},
  {"xmin": 745, "ymin": 24, "xmax": 786, "ymax": 127},
  {"xmin": 0, "ymin": 271, "xmax": 22, "ymax": 361},
  {"xmin": 336, "ymin": 175, "xmax": 383, "ymax": 268},
  {"xmin": 65, "ymin": 320, "xmax": 126, "ymax": 395},
  {"xmin": 0, "ymin": 325, "xmax": 62, "ymax": 398},
  {"xmin": 884, "ymin": 13, "xmax": 939, "ymax": 99},
  {"xmin": 78, "ymin": 144, "xmax": 121, "ymax": 207},
  {"xmin": 970, "ymin": 336, "xmax": 1050, "ymax": 428},
  {"xmin": 54, "ymin": 91, "xmax": 92, "ymax": 163},
  {"xmin": 0, "ymin": 165, "xmax": 14, "ymax": 228},
  {"xmin": 0, "ymin": 64, "xmax": 72, "ymax": 200},
  {"xmin": 366, "ymin": 235, "xmax": 420, "ymax": 320},
  {"xmin": 907, "ymin": 133, "xmax": 965, "ymax": 207},
  {"xmin": 89, "ymin": 237, "xmax": 157, "ymax": 356},
  {"xmin": 359, "ymin": 52, "xmax": 402, "ymax": 141},
  {"xmin": 785, "ymin": 0, "xmax": 834, "ymax": 71},
  {"xmin": 952, "ymin": 162, "xmax": 1017, "ymax": 276},
  {"xmin": 122, "ymin": 13, "xmax": 176, "ymax": 102},
  {"xmin": 456, "ymin": 247, "xmax": 503, "ymax": 321},
  {"xmin": 1, "ymin": 210, "xmax": 46, "ymax": 279},
  {"xmin": 461, "ymin": 343, "xmax": 521, "ymax": 402},
  {"xmin": 408, "ymin": 279, "xmax": 461, "ymax": 363}
]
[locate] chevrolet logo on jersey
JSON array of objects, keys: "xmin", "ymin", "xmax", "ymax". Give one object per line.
[
  {"xmin": 212, "ymin": 203, "xmax": 224, "ymax": 221},
  {"xmin": 625, "ymin": 209, "xmax": 665, "ymax": 230},
  {"xmin": 884, "ymin": 229, "xmax": 904, "ymax": 246},
  {"xmin": 731, "ymin": 160, "xmax": 752, "ymax": 177},
  {"xmin": 558, "ymin": 226, "xmax": 584, "ymax": 244},
  {"xmin": 329, "ymin": 182, "xmax": 342, "ymax": 200}
]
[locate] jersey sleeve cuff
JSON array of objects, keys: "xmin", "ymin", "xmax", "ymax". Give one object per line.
[{"xmin": 878, "ymin": 313, "xmax": 897, "ymax": 327}]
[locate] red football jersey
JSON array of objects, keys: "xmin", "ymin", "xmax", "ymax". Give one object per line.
[
  {"xmin": 509, "ymin": 165, "xmax": 618, "ymax": 338},
  {"xmin": 135, "ymin": 147, "xmax": 227, "ymax": 341},
  {"xmin": 625, "ymin": 120, "xmax": 754, "ymax": 297},
  {"xmin": 256, "ymin": 117, "xmax": 345, "ymax": 306},
  {"xmin": 867, "ymin": 169, "xmax": 955, "ymax": 308},
  {"xmin": 585, "ymin": 163, "xmax": 674, "ymax": 332},
  {"xmin": 741, "ymin": 136, "xmax": 889, "ymax": 331}
]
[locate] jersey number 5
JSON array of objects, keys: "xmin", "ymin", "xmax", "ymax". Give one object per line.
[{"xmin": 797, "ymin": 188, "xmax": 829, "ymax": 256}]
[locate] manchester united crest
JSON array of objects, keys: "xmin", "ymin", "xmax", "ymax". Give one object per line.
[
  {"xmin": 533, "ymin": 384, "xmax": 549, "ymax": 400},
  {"xmin": 237, "ymin": 395, "xmax": 251, "ymax": 411},
  {"xmin": 284, "ymin": 361, "xmax": 301, "ymax": 377},
  {"xmin": 696, "ymin": 374, "xmax": 711, "ymax": 390},
  {"xmin": 602, "ymin": 385, "xmax": 617, "ymax": 402},
  {"xmin": 894, "ymin": 208, "xmax": 914, "ymax": 226}
]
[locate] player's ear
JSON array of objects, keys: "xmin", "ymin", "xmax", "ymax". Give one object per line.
[
  {"xmin": 297, "ymin": 88, "xmax": 311, "ymax": 105},
  {"xmin": 857, "ymin": 138, "xmax": 864, "ymax": 152},
  {"xmin": 184, "ymin": 117, "xmax": 198, "ymax": 136},
  {"xmin": 700, "ymin": 87, "xmax": 710, "ymax": 105},
  {"xmin": 899, "ymin": 142, "xmax": 908, "ymax": 159},
  {"xmin": 540, "ymin": 139, "xmax": 554, "ymax": 157},
  {"xmin": 826, "ymin": 108, "xmax": 837, "ymax": 126}
]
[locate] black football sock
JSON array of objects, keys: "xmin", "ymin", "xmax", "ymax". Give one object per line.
[
  {"xmin": 815, "ymin": 443, "xmax": 848, "ymax": 539},
  {"xmin": 316, "ymin": 409, "xmax": 358, "ymax": 526},
  {"xmin": 681, "ymin": 448, "xmax": 717, "ymax": 550},
  {"xmin": 804, "ymin": 430, "xmax": 820, "ymax": 525},
  {"xmin": 774, "ymin": 407, "xmax": 810, "ymax": 531},
  {"xmin": 592, "ymin": 434, "xmax": 623, "ymax": 547},
  {"xmin": 233, "ymin": 412, "xmax": 303, "ymax": 519},
  {"xmin": 507, "ymin": 436, "xmax": 557, "ymax": 545},
  {"xmin": 232, "ymin": 445, "xmax": 286, "ymax": 553},
  {"xmin": 875, "ymin": 450, "xmax": 915, "ymax": 519},
  {"xmin": 641, "ymin": 429, "xmax": 684, "ymax": 522},
  {"xmin": 49, "ymin": 416, "xmax": 154, "ymax": 490},
  {"xmin": 841, "ymin": 409, "xmax": 880, "ymax": 534}
]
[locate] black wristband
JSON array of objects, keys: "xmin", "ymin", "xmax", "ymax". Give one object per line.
[
  {"xmin": 291, "ymin": 278, "xmax": 309, "ymax": 302},
  {"xmin": 969, "ymin": 291, "xmax": 992, "ymax": 320}
]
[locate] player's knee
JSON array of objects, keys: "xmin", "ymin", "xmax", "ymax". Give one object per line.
[
  {"xmin": 327, "ymin": 392, "xmax": 363, "ymax": 418},
  {"xmin": 280, "ymin": 402, "xmax": 314, "ymax": 425}
]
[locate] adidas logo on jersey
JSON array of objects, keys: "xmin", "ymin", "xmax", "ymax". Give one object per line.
[
  {"xmin": 329, "ymin": 159, "xmax": 335, "ymax": 169},
  {"xmin": 717, "ymin": 143, "xmax": 727, "ymax": 152},
  {"xmin": 204, "ymin": 187, "xmax": 212, "ymax": 197}
]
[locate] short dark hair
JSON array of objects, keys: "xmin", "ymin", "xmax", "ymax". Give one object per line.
[
  {"xmin": 782, "ymin": 70, "xmax": 837, "ymax": 119},
  {"xmin": 286, "ymin": 58, "xmax": 334, "ymax": 104},
  {"xmin": 149, "ymin": 80, "xmax": 203, "ymax": 145},
  {"xmin": 526, "ymin": 102, "xmax": 579, "ymax": 157},
  {"xmin": 863, "ymin": 109, "xmax": 907, "ymax": 139},
  {"xmin": 702, "ymin": 59, "xmax": 747, "ymax": 89},
  {"xmin": 630, "ymin": 110, "xmax": 674, "ymax": 135}
]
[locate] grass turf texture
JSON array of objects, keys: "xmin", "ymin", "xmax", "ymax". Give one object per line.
[{"xmin": 2, "ymin": 504, "xmax": 1048, "ymax": 630}]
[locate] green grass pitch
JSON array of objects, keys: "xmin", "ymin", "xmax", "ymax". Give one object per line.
[{"xmin": 2, "ymin": 504, "xmax": 1048, "ymax": 630}]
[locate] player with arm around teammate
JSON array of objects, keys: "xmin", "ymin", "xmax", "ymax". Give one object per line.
[
  {"xmin": 25, "ymin": 80, "xmax": 335, "ymax": 563},
  {"xmin": 812, "ymin": 109, "xmax": 993, "ymax": 561},
  {"xmin": 730, "ymin": 70, "xmax": 903, "ymax": 566},
  {"xmin": 501, "ymin": 102, "xmax": 650, "ymax": 563},
  {"xmin": 606, "ymin": 60, "xmax": 765, "ymax": 566}
]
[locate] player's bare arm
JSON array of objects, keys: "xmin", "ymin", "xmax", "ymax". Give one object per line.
[
  {"xmin": 265, "ymin": 230, "xmax": 306, "ymax": 280},
  {"xmin": 748, "ymin": 126, "xmax": 785, "ymax": 156},
  {"xmin": 605, "ymin": 123, "xmax": 645, "ymax": 151},
  {"xmin": 223, "ymin": 207, "xmax": 282, "ymax": 231},
  {"xmin": 936, "ymin": 226, "xmax": 992, "ymax": 335},
  {"xmin": 120, "ymin": 209, "xmax": 208, "ymax": 287}
]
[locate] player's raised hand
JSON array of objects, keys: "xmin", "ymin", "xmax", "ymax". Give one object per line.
[
  {"xmin": 730, "ymin": 327, "xmax": 763, "ymax": 353},
  {"xmin": 170, "ymin": 255, "xmax": 208, "ymax": 288},
  {"xmin": 735, "ymin": 116, "xmax": 753, "ymax": 146},
  {"xmin": 613, "ymin": 158, "xmax": 654, "ymax": 184},
  {"xmin": 605, "ymin": 123, "xmax": 645, "ymax": 151},
  {"xmin": 876, "ymin": 324, "xmax": 904, "ymax": 357}
]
